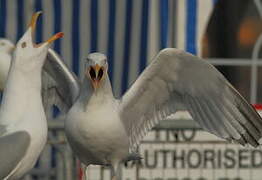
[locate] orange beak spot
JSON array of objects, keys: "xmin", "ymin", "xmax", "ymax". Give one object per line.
[{"xmin": 46, "ymin": 32, "xmax": 64, "ymax": 44}]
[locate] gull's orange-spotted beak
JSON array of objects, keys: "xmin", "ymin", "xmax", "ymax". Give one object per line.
[
  {"xmin": 88, "ymin": 64, "xmax": 104, "ymax": 90},
  {"xmin": 30, "ymin": 11, "xmax": 64, "ymax": 46}
]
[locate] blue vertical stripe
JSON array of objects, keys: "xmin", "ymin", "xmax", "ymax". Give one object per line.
[
  {"xmin": 16, "ymin": 0, "xmax": 24, "ymax": 41},
  {"xmin": 213, "ymin": 0, "xmax": 218, "ymax": 5},
  {"xmin": 139, "ymin": 0, "xmax": 149, "ymax": 73},
  {"xmin": 0, "ymin": 0, "xmax": 6, "ymax": 37},
  {"xmin": 121, "ymin": 0, "xmax": 133, "ymax": 94},
  {"xmin": 107, "ymin": 0, "xmax": 116, "ymax": 82},
  {"xmin": 72, "ymin": 0, "xmax": 80, "ymax": 75},
  {"xmin": 34, "ymin": 0, "xmax": 43, "ymax": 44},
  {"xmin": 90, "ymin": 0, "xmax": 98, "ymax": 52},
  {"xmin": 160, "ymin": 0, "xmax": 168, "ymax": 49},
  {"xmin": 52, "ymin": 0, "xmax": 62, "ymax": 119},
  {"xmin": 53, "ymin": 0, "xmax": 62, "ymax": 54},
  {"xmin": 186, "ymin": 0, "xmax": 197, "ymax": 54}
]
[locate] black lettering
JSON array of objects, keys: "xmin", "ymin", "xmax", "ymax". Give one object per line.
[
  {"xmin": 203, "ymin": 149, "xmax": 215, "ymax": 168},
  {"xmin": 224, "ymin": 149, "xmax": 236, "ymax": 168},
  {"xmin": 187, "ymin": 149, "xmax": 202, "ymax": 168},
  {"xmin": 171, "ymin": 130, "xmax": 179, "ymax": 142},
  {"xmin": 159, "ymin": 150, "xmax": 170, "ymax": 168},
  {"xmin": 218, "ymin": 178, "xmax": 229, "ymax": 180},
  {"xmin": 181, "ymin": 130, "xmax": 196, "ymax": 141},
  {"xmin": 155, "ymin": 129, "xmax": 161, "ymax": 141},
  {"xmin": 198, "ymin": 177, "xmax": 207, "ymax": 180},
  {"xmin": 217, "ymin": 149, "xmax": 222, "ymax": 169},
  {"xmin": 238, "ymin": 149, "xmax": 249, "ymax": 168},
  {"xmin": 234, "ymin": 178, "xmax": 242, "ymax": 180},
  {"xmin": 145, "ymin": 150, "xmax": 157, "ymax": 169},
  {"xmin": 173, "ymin": 150, "xmax": 185, "ymax": 168},
  {"xmin": 251, "ymin": 150, "xmax": 262, "ymax": 168}
]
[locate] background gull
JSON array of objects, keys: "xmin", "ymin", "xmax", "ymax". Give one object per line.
[{"xmin": 0, "ymin": 39, "xmax": 14, "ymax": 91}]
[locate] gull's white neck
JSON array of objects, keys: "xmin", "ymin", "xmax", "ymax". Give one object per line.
[{"xmin": 77, "ymin": 75, "xmax": 114, "ymax": 110}]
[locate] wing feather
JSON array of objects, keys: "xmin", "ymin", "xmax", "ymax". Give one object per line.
[
  {"xmin": 42, "ymin": 49, "xmax": 80, "ymax": 117},
  {"xmin": 0, "ymin": 131, "xmax": 30, "ymax": 179},
  {"xmin": 119, "ymin": 48, "xmax": 262, "ymax": 151}
]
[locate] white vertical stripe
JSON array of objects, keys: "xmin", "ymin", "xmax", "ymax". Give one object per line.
[
  {"xmin": 61, "ymin": 0, "xmax": 73, "ymax": 68},
  {"xmin": 6, "ymin": 0, "xmax": 17, "ymax": 42},
  {"xmin": 42, "ymin": 1, "xmax": 54, "ymax": 42},
  {"xmin": 128, "ymin": 0, "xmax": 142, "ymax": 86},
  {"xmin": 98, "ymin": 0, "xmax": 109, "ymax": 54},
  {"xmin": 197, "ymin": 0, "xmax": 214, "ymax": 57},
  {"xmin": 147, "ymin": 0, "xmax": 160, "ymax": 64},
  {"xmin": 79, "ymin": 0, "xmax": 91, "ymax": 79},
  {"xmin": 23, "ymin": 0, "xmax": 34, "ymax": 30},
  {"xmin": 176, "ymin": 0, "xmax": 186, "ymax": 50},
  {"xmin": 113, "ymin": 0, "xmax": 126, "ymax": 97}
]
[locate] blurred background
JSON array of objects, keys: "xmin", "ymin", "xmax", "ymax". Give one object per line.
[{"xmin": 0, "ymin": 0, "xmax": 262, "ymax": 179}]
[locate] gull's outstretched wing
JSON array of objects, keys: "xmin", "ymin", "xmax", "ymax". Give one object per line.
[
  {"xmin": 119, "ymin": 48, "xmax": 262, "ymax": 151},
  {"xmin": 42, "ymin": 49, "xmax": 80, "ymax": 118},
  {"xmin": 0, "ymin": 131, "xmax": 30, "ymax": 179}
]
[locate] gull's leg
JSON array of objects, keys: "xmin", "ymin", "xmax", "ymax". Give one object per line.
[{"xmin": 81, "ymin": 163, "xmax": 87, "ymax": 180}]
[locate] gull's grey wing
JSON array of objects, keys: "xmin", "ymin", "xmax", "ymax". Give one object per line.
[
  {"xmin": 42, "ymin": 49, "xmax": 80, "ymax": 117},
  {"xmin": 0, "ymin": 131, "xmax": 30, "ymax": 179},
  {"xmin": 119, "ymin": 48, "xmax": 262, "ymax": 151}
]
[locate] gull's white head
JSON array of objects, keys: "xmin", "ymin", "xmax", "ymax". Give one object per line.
[
  {"xmin": 85, "ymin": 53, "xmax": 108, "ymax": 90},
  {"xmin": 0, "ymin": 39, "xmax": 14, "ymax": 54},
  {"xmin": 13, "ymin": 12, "xmax": 63, "ymax": 69}
]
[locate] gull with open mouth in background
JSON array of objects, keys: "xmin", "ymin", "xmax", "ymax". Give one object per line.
[
  {"xmin": 40, "ymin": 47, "xmax": 262, "ymax": 180},
  {"xmin": 0, "ymin": 12, "xmax": 63, "ymax": 179}
]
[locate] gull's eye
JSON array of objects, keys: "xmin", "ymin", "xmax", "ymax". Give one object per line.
[
  {"xmin": 98, "ymin": 68, "xmax": 103, "ymax": 80},
  {"xmin": 21, "ymin": 42, "xmax": 27, "ymax": 48},
  {"xmin": 89, "ymin": 67, "xmax": 96, "ymax": 79}
]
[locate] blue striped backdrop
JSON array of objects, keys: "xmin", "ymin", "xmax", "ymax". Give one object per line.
[{"xmin": 0, "ymin": 0, "xmax": 215, "ymax": 97}]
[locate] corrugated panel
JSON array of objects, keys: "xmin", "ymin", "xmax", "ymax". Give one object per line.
[{"xmin": 0, "ymin": 0, "xmax": 215, "ymax": 95}]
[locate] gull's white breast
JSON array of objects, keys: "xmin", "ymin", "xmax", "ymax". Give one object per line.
[
  {"xmin": 0, "ymin": 72, "xmax": 48, "ymax": 179},
  {"xmin": 65, "ymin": 99, "xmax": 129, "ymax": 165}
]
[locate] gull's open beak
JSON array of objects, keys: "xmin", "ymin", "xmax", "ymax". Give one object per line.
[
  {"xmin": 30, "ymin": 11, "xmax": 64, "ymax": 47},
  {"xmin": 88, "ymin": 64, "xmax": 104, "ymax": 90}
]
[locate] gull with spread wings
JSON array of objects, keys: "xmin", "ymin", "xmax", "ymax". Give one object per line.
[{"xmin": 40, "ymin": 48, "xmax": 262, "ymax": 179}]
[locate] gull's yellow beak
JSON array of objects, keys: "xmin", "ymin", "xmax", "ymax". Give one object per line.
[
  {"xmin": 30, "ymin": 11, "xmax": 64, "ymax": 46},
  {"xmin": 30, "ymin": 11, "xmax": 42, "ymax": 33},
  {"xmin": 88, "ymin": 64, "xmax": 104, "ymax": 90}
]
